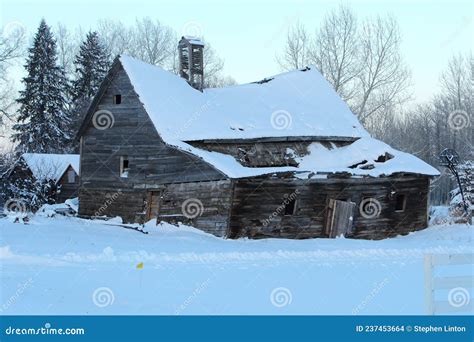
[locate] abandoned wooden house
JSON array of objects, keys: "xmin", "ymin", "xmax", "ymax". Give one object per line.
[
  {"xmin": 6, "ymin": 153, "xmax": 80, "ymax": 204},
  {"xmin": 77, "ymin": 36, "xmax": 439, "ymax": 240}
]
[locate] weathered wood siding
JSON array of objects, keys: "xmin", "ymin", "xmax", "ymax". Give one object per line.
[
  {"xmin": 78, "ymin": 64, "xmax": 226, "ymax": 221},
  {"xmin": 57, "ymin": 165, "xmax": 80, "ymax": 203},
  {"xmin": 229, "ymin": 175, "xmax": 430, "ymax": 240},
  {"xmin": 156, "ymin": 180, "xmax": 234, "ymax": 237},
  {"xmin": 79, "ymin": 188, "xmax": 146, "ymax": 223}
]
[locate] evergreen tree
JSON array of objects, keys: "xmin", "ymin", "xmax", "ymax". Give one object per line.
[
  {"xmin": 12, "ymin": 19, "xmax": 70, "ymax": 153},
  {"xmin": 72, "ymin": 31, "xmax": 110, "ymax": 101},
  {"xmin": 69, "ymin": 31, "xmax": 110, "ymax": 147}
]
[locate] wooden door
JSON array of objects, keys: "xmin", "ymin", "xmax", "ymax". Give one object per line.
[
  {"xmin": 325, "ymin": 199, "xmax": 356, "ymax": 238},
  {"xmin": 146, "ymin": 191, "xmax": 161, "ymax": 220}
]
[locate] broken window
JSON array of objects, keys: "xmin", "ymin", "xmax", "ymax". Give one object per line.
[
  {"xmin": 394, "ymin": 194, "xmax": 406, "ymax": 212},
  {"xmin": 120, "ymin": 156, "xmax": 129, "ymax": 178},
  {"xmin": 284, "ymin": 198, "xmax": 297, "ymax": 216},
  {"xmin": 113, "ymin": 94, "xmax": 122, "ymax": 104}
]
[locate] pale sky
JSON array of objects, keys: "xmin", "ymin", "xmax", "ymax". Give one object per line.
[{"xmin": 1, "ymin": 0, "xmax": 473, "ymax": 104}]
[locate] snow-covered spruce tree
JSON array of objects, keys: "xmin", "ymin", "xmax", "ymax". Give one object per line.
[
  {"xmin": 1, "ymin": 157, "xmax": 59, "ymax": 212},
  {"xmin": 11, "ymin": 19, "xmax": 70, "ymax": 153},
  {"xmin": 450, "ymin": 159, "xmax": 473, "ymax": 218},
  {"xmin": 69, "ymin": 31, "xmax": 110, "ymax": 149}
]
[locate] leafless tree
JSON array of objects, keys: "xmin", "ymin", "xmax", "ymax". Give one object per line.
[
  {"xmin": 310, "ymin": 4, "xmax": 360, "ymax": 101},
  {"xmin": 354, "ymin": 15, "xmax": 411, "ymax": 123},
  {"xmin": 277, "ymin": 10, "xmax": 411, "ymax": 124},
  {"xmin": 96, "ymin": 19, "xmax": 131, "ymax": 59},
  {"xmin": 202, "ymin": 42, "xmax": 237, "ymax": 88},
  {"xmin": 95, "ymin": 18, "xmax": 233, "ymax": 87},
  {"xmin": 276, "ymin": 21, "xmax": 310, "ymax": 70},
  {"xmin": 55, "ymin": 23, "xmax": 81, "ymax": 78},
  {"xmin": 130, "ymin": 17, "xmax": 175, "ymax": 66},
  {"xmin": 0, "ymin": 25, "xmax": 25, "ymax": 132}
]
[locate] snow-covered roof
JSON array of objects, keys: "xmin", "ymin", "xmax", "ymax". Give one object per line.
[
  {"xmin": 177, "ymin": 137, "xmax": 440, "ymax": 178},
  {"xmin": 182, "ymin": 36, "xmax": 205, "ymax": 46},
  {"xmin": 119, "ymin": 55, "xmax": 369, "ymax": 143},
  {"xmin": 21, "ymin": 153, "xmax": 80, "ymax": 182},
  {"xmin": 116, "ymin": 56, "xmax": 438, "ymax": 179}
]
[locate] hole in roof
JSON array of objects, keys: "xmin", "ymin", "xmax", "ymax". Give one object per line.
[
  {"xmin": 252, "ymin": 77, "xmax": 274, "ymax": 84},
  {"xmin": 375, "ymin": 153, "xmax": 394, "ymax": 163},
  {"xmin": 349, "ymin": 160, "xmax": 368, "ymax": 169},
  {"xmin": 360, "ymin": 164, "xmax": 375, "ymax": 170},
  {"xmin": 300, "ymin": 66, "xmax": 311, "ymax": 72}
]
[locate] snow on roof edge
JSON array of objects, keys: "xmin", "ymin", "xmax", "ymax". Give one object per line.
[
  {"xmin": 21, "ymin": 153, "xmax": 80, "ymax": 182},
  {"xmin": 168, "ymin": 137, "xmax": 440, "ymax": 179}
]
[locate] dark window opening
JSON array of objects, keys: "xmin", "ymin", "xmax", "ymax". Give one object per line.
[
  {"xmin": 284, "ymin": 198, "xmax": 297, "ymax": 216},
  {"xmin": 395, "ymin": 194, "xmax": 406, "ymax": 211},
  {"xmin": 120, "ymin": 156, "xmax": 129, "ymax": 177},
  {"xmin": 113, "ymin": 94, "xmax": 122, "ymax": 104}
]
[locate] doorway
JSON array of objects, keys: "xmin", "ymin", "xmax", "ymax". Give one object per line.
[
  {"xmin": 325, "ymin": 199, "xmax": 356, "ymax": 238},
  {"xmin": 146, "ymin": 191, "xmax": 162, "ymax": 220}
]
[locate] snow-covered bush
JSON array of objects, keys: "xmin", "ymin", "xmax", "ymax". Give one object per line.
[
  {"xmin": 2, "ymin": 163, "xmax": 59, "ymax": 212},
  {"xmin": 449, "ymin": 160, "xmax": 473, "ymax": 220}
]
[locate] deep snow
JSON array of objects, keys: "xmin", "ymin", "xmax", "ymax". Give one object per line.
[{"xmin": 0, "ymin": 214, "xmax": 472, "ymax": 315}]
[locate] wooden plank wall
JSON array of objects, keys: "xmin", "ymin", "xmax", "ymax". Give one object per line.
[
  {"xmin": 229, "ymin": 175, "xmax": 430, "ymax": 239},
  {"xmin": 157, "ymin": 180, "xmax": 234, "ymax": 237},
  {"xmin": 78, "ymin": 64, "xmax": 226, "ymax": 220},
  {"xmin": 79, "ymin": 188, "xmax": 146, "ymax": 223}
]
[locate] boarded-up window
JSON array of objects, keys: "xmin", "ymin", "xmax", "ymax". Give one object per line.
[
  {"xmin": 395, "ymin": 194, "xmax": 406, "ymax": 211},
  {"xmin": 67, "ymin": 169, "xmax": 76, "ymax": 183}
]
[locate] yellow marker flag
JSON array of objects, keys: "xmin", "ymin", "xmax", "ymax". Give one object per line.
[{"xmin": 136, "ymin": 262, "xmax": 144, "ymax": 269}]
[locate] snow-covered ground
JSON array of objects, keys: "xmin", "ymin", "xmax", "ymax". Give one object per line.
[{"xmin": 0, "ymin": 213, "xmax": 472, "ymax": 315}]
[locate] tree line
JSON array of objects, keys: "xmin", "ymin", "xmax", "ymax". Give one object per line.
[
  {"xmin": 277, "ymin": 4, "xmax": 472, "ymax": 205},
  {"xmin": 0, "ymin": 17, "xmax": 236, "ymax": 154},
  {"xmin": 0, "ymin": 7, "xmax": 472, "ymax": 206}
]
